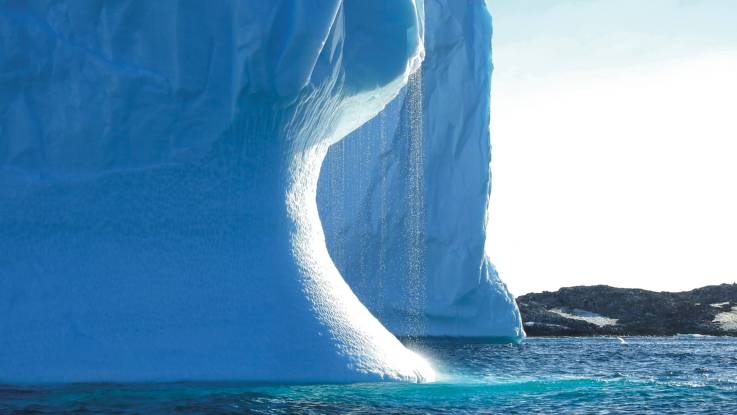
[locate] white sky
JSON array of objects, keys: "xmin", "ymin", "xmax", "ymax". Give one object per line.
[{"xmin": 486, "ymin": 0, "xmax": 737, "ymax": 295}]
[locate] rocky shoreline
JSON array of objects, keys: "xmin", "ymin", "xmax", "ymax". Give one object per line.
[{"xmin": 517, "ymin": 284, "xmax": 737, "ymax": 336}]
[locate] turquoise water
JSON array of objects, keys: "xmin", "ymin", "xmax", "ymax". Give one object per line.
[{"xmin": 2, "ymin": 336, "xmax": 736, "ymax": 414}]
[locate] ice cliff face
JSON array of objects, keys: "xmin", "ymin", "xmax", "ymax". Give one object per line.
[
  {"xmin": 319, "ymin": 0, "xmax": 524, "ymax": 339},
  {"xmin": 0, "ymin": 0, "xmax": 435, "ymax": 383}
]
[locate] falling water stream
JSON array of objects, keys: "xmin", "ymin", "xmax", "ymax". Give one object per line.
[
  {"xmin": 405, "ymin": 68, "xmax": 425, "ymax": 337},
  {"xmin": 376, "ymin": 111, "xmax": 388, "ymax": 317},
  {"xmin": 319, "ymin": 68, "xmax": 426, "ymax": 337}
]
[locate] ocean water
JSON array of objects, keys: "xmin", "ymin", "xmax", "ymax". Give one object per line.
[{"xmin": 2, "ymin": 336, "xmax": 736, "ymax": 414}]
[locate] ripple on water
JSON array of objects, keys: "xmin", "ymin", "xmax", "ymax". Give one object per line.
[{"xmin": 2, "ymin": 337, "xmax": 737, "ymax": 414}]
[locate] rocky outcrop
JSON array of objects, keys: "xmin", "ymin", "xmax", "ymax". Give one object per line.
[{"xmin": 518, "ymin": 284, "xmax": 737, "ymax": 336}]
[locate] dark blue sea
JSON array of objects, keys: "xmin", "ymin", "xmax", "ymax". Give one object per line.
[{"xmin": 2, "ymin": 336, "xmax": 736, "ymax": 414}]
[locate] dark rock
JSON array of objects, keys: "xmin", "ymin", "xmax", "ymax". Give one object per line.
[{"xmin": 517, "ymin": 284, "xmax": 737, "ymax": 336}]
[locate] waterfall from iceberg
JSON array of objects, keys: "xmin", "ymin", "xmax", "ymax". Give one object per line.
[
  {"xmin": 319, "ymin": 0, "xmax": 524, "ymax": 339},
  {"xmin": 405, "ymin": 69, "xmax": 426, "ymax": 336},
  {"xmin": 0, "ymin": 0, "xmax": 435, "ymax": 383}
]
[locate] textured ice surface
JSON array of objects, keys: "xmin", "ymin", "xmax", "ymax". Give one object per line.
[
  {"xmin": 319, "ymin": 0, "xmax": 524, "ymax": 338},
  {"xmin": 0, "ymin": 0, "xmax": 435, "ymax": 383}
]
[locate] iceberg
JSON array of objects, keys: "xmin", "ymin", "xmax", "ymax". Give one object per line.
[
  {"xmin": 319, "ymin": 0, "xmax": 524, "ymax": 339},
  {"xmin": 0, "ymin": 0, "xmax": 435, "ymax": 383}
]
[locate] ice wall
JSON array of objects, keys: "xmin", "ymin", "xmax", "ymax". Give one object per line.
[
  {"xmin": 319, "ymin": 0, "xmax": 524, "ymax": 339},
  {"xmin": 0, "ymin": 0, "xmax": 435, "ymax": 383}
]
